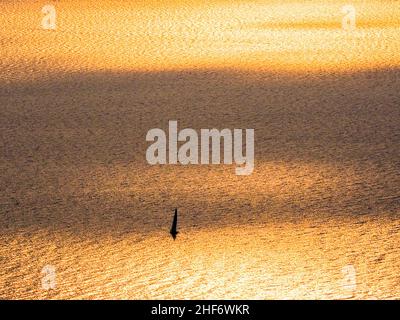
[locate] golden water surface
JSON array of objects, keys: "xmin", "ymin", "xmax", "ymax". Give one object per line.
[{"xmin": 1, "ymin": 0, "xmax": 400, "ymax": 299}]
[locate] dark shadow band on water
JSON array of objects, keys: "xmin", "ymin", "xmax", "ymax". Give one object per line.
[{"xmin": 1, "ymin": 67, "xmax": 400, "ymax": 236}]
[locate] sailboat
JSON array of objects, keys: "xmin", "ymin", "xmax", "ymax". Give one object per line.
[{"xmin": 170, "ymin": 208, "xmax": 179, "ymax": 240}]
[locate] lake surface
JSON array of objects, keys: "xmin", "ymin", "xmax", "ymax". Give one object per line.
[{"xmin": 1, "ymin": 0, "xmax": 399, "ymax": 299}]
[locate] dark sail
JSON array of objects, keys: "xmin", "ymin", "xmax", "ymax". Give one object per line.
[{"xmin": 170, "ymin": 208, "xmax": 178, "ymax": 240}]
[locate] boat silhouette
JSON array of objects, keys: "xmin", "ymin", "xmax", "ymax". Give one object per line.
[{"xmin": 170, "ymin": 208, "xmax": 179, "ymax": 240}]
